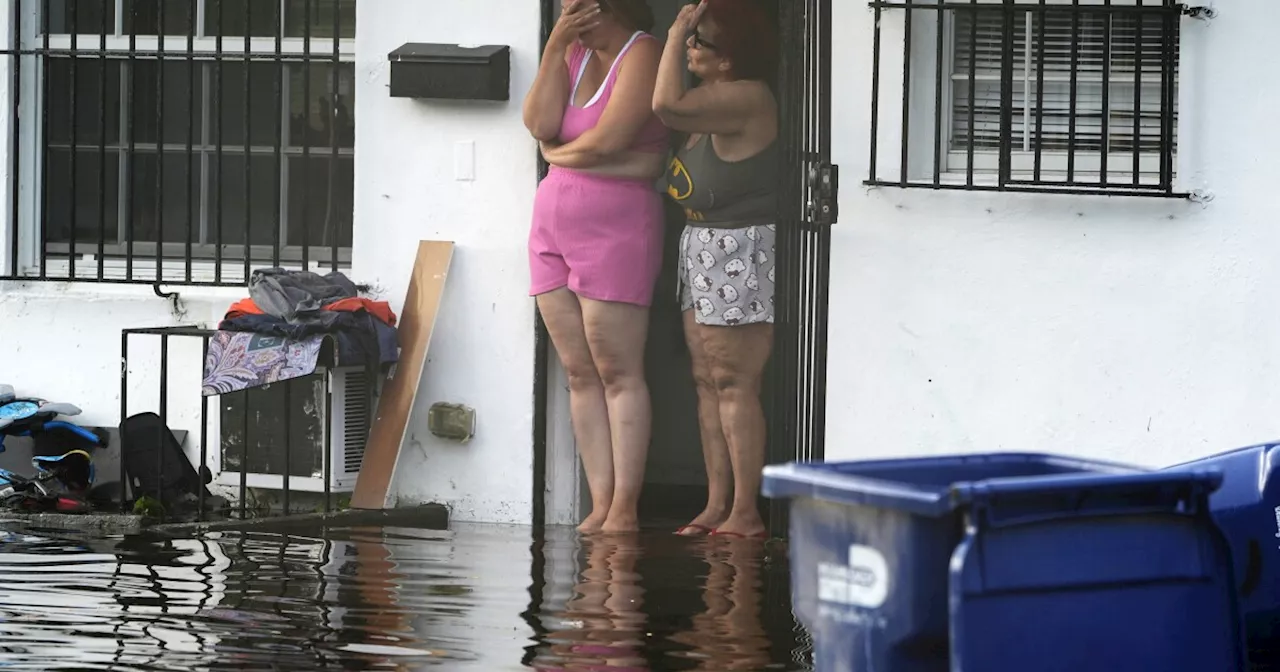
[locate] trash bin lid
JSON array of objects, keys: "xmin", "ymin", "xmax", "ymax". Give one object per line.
[{"xmin": 761, "ymin": 452, "xmax": 1146, "ymax": 517}]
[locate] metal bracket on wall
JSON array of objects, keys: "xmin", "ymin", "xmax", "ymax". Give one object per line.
[
  {"xmin": 1187, "ymin": 189, "xmax": 1215, "ymax": 205},
  {"xmin": 152, "ymin": 284, "xmax": 187, "ymax": 322},
  {"xmin": 808, "ymin": 163, "xmax": 841, "ymax": 226},
  {"xmin": 1180, "ymin": 5, "xmax": 1217, "ymax": 20}
]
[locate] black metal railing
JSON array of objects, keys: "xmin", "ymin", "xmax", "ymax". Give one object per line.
[
  {"xmin": 3, "ymin": 0, "xmax": 355, "ymax": 286},
  {"xmin": 121, "ymin": 326, "xmax": 340, "ymax": 521},
  {"xmin": 865, "ymin": 0, "xmax": 1197, "ymax": 197}
]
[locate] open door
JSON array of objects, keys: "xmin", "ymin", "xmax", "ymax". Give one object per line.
[
  {"xmin": 765, "ymin": 0, "xmax": 839, "ymax": 536},
  {"xmin": 533, "ymin": 0, "xmax": 838, "ymax": 532}
]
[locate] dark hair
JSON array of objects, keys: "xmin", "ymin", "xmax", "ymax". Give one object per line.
[
  {"xmin": 703, "ymin": 0, "xmax": 778, "ymax": 82},
  {"xmin": 601, "ymin": 0, "xmax": 655, "ymax": 32}
]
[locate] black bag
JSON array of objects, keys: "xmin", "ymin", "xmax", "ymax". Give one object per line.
[{"xmin": 118, "ymin": 412, "xmax": 213, "ymax": 503}]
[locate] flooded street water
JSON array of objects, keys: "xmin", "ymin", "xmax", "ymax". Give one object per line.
[{"xmin": 0, "ymin": 521, "xmax": 811, "ymax": 670}]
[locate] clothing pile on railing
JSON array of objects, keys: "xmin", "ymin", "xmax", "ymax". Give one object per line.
[{"xmin": 201, "ymin": 268, "xmax": 398, "ymax": 396}]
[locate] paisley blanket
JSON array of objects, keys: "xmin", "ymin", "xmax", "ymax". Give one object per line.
[{"xmin": 201, "ymin": 331, "xmax": 326, "ymax": 396}]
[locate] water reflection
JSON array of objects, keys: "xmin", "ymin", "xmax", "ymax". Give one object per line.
[
  {"xmin": 531, "ymin": 531, "xmax": 807, "ymax": 671},
  {"xmin": 0, "ymin": 523, "xmax": 809, "ymax": 670},
  {"xmin": 668, "ymin": 539, "xmax": 775, "ymax": 670},
  {"xmin": 532, "ymin": 533, "xmax": 649, "ymax": 671}
]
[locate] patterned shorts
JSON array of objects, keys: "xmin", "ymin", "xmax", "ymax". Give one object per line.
[{"xmin": 677, "ymin": 223, "xmax": 776, "ymax": 326}]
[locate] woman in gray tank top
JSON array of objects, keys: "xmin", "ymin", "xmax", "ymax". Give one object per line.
[{"xmin": 653, "ymin": 0, "xmax": 778, "ymax": 540}]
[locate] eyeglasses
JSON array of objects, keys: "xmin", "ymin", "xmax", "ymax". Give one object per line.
[{"xmin": 691, "ymin": 31, "xmax": 718, "ymax": 51}]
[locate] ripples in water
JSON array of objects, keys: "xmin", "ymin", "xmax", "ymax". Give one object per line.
[{"xmin": 0, "ymin": 524, "xmax": 811, "ymax": 670}]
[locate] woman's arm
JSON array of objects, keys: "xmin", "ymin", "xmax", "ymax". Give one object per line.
[
  {"xmin": 537, "ymin": 38, "xmax": 663, "ymax": 169},
  {"xmin": 543, "ymin": 145, "xmax": 665, "ymax": 180},
  {"xmin": 523, "ymin": 0, "xmax": 601, "ymax": 141},
  {"xmin": 522, "ymin": 42, "xmax": 573, "ymax": 141},
  {"xmin": 651, "ymin": 2, "xmax": 772, "ymax": 135},
  {"xmin": 653, "ymin": 79, "xmax": 771, "ymax": 135}
]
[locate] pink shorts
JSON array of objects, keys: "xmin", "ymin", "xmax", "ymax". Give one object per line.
[{"xmin": 528, "ymin": 167, "xmax": 664, "ymax": 307}]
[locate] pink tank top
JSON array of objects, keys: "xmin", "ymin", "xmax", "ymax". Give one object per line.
[{"xmin": 559, "ymin": 32, "xmax": 669, "ymax": 154}]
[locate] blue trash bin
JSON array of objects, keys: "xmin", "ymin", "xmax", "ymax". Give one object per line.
[
  {"xmin": 948, "ymin": 469, "xmax": 1247, "ymax": 672},
  {"xmin": 1166, "ymin": 441, "xmax": 1280, "ymax": 650},
  {"xmin": 761, "ymin": 452, "xmax": 1146, "ymax": 672}
]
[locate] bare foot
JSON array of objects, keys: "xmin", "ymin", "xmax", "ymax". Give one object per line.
[
  {"xmin": 600, "ymin": 513, "xmax": 639, "ymax": 534},
  {"xmin": 711, "ymin": 513, "xmax": 767, "ymax": 539},
  {"xmin": 675, "ymin": 507, "xmax": 728, "ymax": 536},
  {"xmin": 577, "ymin": 511, "xmax": 609, "ymax": 534}
]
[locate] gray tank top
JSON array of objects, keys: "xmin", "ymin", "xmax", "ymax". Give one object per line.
[{"xmin": 665, "ymin": 134, "xmax": 778, "ymax": 229}]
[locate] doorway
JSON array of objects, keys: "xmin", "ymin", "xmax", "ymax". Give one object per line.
[{"xmin": 534, "ymin": 0, "xmax": 836, "ymax": 534}]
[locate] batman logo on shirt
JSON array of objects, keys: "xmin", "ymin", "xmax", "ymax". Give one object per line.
[{"xmin": 667, "ymin": 156, "xmax": 692, "ymax": 202}]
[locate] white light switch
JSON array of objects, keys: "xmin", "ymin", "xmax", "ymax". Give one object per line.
[{"xmin": 455, "ymin": 140, "xmax": 475, "ymax": 181}]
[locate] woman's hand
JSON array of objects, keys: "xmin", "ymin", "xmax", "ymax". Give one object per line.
[
  {"xmin": 669, "ymin": 1, "xmax": 708, "ymax": 39},
  {"xmin": 542, "ymin": 141, "xmax": 665, "ymax": 181},
  {"xmin": 526, "ymin": 1, "xmax": 599, "ymax": 141},
  {"xmin": 539, "ymin": 140, "xmax": 559, "ymax": 160},
  {"xmin": 540, "ymin": 140, "xmax": 574, "ymax": 168},
  {"xmin": 549, "ymin": 0, "xmax": 603, "ymax": 51}
]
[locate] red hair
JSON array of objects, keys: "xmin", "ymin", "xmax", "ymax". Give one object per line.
[{"xmin": 703, "ymin": 0, "xmax": 778, "ymax": 82}]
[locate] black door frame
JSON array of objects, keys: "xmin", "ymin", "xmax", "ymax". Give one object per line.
[
  {"xmin": 531, "ymin": 0, "xmax": 556, "ymax": 532},
  {"xmin": 764, "ymin": 0, "xmax": 838, "ymax": 535},
  {"xmin": 529, "ymin": 0, "xmax": 837, "ymax": 533}
]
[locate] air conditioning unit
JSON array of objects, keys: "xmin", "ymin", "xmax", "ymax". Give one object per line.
[{"xmin": 216, "ymin": 366, "xmax": 380, "ymax": 494}]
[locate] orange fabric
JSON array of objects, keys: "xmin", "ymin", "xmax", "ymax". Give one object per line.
[
  {"xmin": 224, "ymin": 296, "xmax": 397, "ymax": 326},
  {"xmin": 225, "ymin": 298, "xmax": 264, "ymax": 320},
  {"xmin": 327, "ymin": 297, "xmax": 397, "ymax": 326}
]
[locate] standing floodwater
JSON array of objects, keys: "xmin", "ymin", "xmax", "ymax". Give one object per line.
[{"xmin": 0, "ymin": 522, "xmax": 811, "ymax": 670}]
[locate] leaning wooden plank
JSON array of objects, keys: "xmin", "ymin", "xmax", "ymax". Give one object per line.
[{"xmin": 350, "ymin": 241, "xmax": 455, "ymax": 510}]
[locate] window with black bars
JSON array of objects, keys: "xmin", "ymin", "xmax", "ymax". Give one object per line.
[
  {"xmin": 4, "ymin": 0, "xmax": 355, "ymax": 286},
  {"xmin": 865, "ymin": 0, "xmax": 1189, "ymax": 197}
]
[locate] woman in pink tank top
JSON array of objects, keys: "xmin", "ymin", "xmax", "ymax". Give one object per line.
[{"xmin": 522, "ymin": 0, "xmax": 669, "ymax": 534}]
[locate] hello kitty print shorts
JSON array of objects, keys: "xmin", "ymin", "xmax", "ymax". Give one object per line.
[{"xmin": 677, "ymin": 223, "xmax": 776, "ymax": 327}]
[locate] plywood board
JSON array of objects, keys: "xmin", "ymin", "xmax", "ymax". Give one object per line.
[{"xmin": 351, "ymin": 241, "xmax": 454, "ymax": 509}]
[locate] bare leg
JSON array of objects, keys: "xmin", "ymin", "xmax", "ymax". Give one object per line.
[
  {"xmin": 677, "ymin": 309, "xmax": 733, "ymax": 535},
  {"xmin": 699, "ymin": 321, "xmax": 773, "ymax": 538},
  {"xmin": 579, "ymin": 297, "xmax": 652, "ymax": 534},
  {"xmin": 538, "ymin": 288, "xmax": 614, "ymax": 533}
]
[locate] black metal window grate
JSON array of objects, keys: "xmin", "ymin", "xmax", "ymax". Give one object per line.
[
  {"xmin": 3, "ymin": 0, "xmax": 356, "ymax": 287},
  {"xmin": 865, "ymin": 0, "xmax": 1194, "ymax": 198}
]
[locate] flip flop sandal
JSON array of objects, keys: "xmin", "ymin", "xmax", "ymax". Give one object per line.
[{"xmin": 709, "ymin": 528, "xmax": 768, "ymax": 540}]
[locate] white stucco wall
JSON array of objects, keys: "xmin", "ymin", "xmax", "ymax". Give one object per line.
[
  {"xmin": 0, "ymin": 284, "xmax": 229, "ymax": 487},
  {"xmin": 3, "ymin": 290, "xmax": 207, "ymax": 421},
  {"xmin": 824, "ymin": 0, "xmax": 1280, "ymax": 468},
  {"xmin": 354, "ymin": 0, "xmax": 540, "ymax": 522}
]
